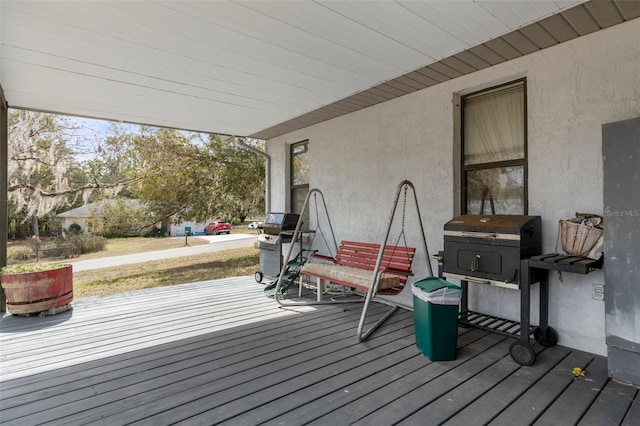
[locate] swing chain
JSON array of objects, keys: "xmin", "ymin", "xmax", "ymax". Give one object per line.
[{"xmin": 393, "ymin": 183, "xmax": 409, "ymax": 248}]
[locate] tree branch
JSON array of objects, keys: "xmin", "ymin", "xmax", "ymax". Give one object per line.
[{"xmin": 8, "ymin": 178, "xmax": 138, "ymax": 197}]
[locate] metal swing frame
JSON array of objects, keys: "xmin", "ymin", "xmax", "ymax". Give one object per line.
[{"xmin": 274, "ymin": 179, "xmax": 433, "ymax": 342}]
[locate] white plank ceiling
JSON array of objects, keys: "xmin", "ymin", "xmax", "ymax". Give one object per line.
[{"xmin": 1, "ymin": 0, "xmax": 632, "ymax": 138}]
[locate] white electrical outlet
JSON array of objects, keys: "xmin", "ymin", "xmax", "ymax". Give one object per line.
[{"xmin": 593, "ymin": 283, "xmax": 605, "ymax": 301}]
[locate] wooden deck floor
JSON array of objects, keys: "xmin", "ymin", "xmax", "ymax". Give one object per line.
[{"xmin": 1, "ymin": 276, "xmax": 638, "ymax": 425}]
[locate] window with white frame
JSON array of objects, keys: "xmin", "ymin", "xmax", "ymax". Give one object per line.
[
  {"xmin": 462, "ymin": 80, "xmax": 527, "ymax": 215},
  {"xmin": 290, "ymin": 141, "xmax": 309, "ymax": 222}
]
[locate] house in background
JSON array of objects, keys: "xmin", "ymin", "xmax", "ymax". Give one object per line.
[
  {"xmin": 58, "ymin": 200, "xmax": 211, "ymax": 237},
  {"xmin": 57, "ymin": 199, "xmax": 149, "ymax": 235},
  {"xmin": 57, "ymin": 203, "xmax": 92, "ymax": 234},
  {"xmin": 166, "ymin": 220, "xmax": 211, "ymax": 237}
]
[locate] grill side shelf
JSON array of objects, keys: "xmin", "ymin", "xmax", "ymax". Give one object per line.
[{"xmin": 529, "ymin": 253, "xmax": 603, "ymax": 274}]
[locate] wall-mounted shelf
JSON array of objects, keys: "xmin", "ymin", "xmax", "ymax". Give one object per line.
[{"xmin": 528, "ymin": 253, "xmax": 603, "ymax": 275}]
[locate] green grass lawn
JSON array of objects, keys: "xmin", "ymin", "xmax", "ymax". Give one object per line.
[{"xmin": 6, "ymin": 224, "xmax": 262, "ymax": 298}]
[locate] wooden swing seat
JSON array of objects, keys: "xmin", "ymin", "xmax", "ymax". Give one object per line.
[
  {"xmin": 300, "ymin": 240, "xmax": 415, "ymax": 301},
  {"xmin": 274, "ymin": 181, "xmax": 430, "ymax": 342}
]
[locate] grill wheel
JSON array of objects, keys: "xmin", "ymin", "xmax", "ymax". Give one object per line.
[
  {"xmin": 509, "ymin": 341, "xmax": 536, "ymax": 366},
  {"xmin": 534, "ymin": 326, "xmax": 559, "ymax": 347}
]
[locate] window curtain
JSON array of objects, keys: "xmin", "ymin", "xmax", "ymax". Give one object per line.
[{"xmin": 464, "ymin": 82, "xmax": 524, "ymax": 165}]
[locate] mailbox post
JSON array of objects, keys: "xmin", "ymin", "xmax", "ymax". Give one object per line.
[{"xmin": 184, "ymin": 226, "xmax": 191, "ymax": 246}]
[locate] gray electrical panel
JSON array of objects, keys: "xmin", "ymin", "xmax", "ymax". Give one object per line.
[{"xmin": 603, "ymin": 117, "xmax": 640, "ymax": 387}]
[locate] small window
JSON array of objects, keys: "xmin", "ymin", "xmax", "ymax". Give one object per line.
[
  {"xmin": 462, "ymin": 80, "xmax": 527, "ymax": 215},
  {"xmin": 291, "ymin": 141, "xmax": 309, "ymax": 222}
]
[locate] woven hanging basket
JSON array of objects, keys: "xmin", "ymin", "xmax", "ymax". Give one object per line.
[{"xmin": 559, "ymin": 219, "xmax": 603, "ymax": 259}]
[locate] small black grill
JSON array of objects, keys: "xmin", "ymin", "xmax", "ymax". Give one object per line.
[
  {"xmin": 442, "ymin": 215, "xmax": 542, "ymax": 288},
  {"xmin": 261, "ymin": 212, "xmax": 300, "ymax": 242},
  {"xmin": 255, "ymin": 212, "xmax": 300, "ymax": 283}
]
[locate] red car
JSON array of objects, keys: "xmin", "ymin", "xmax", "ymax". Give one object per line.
[{"xmin": 204, "ymin": 220, "xmax": 231, "ymax": 235}]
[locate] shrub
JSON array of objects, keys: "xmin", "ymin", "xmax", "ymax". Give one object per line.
[
  {"xmin": 7, "ymin": 245, "xmax": 36, "ymax": 261},
  {"xmin": 224, "ymin": 217, "xmax": 241, "ymax": 226},
  {"xmin": 62, "ymin": 234, "xmax": 108, "ymax": 254},
  {"xmin": 89, "ymin": 199, "xmax": 149, "ymax": 237},
  {"xmin": 46, "ymin": 239, "xmax": 78, "ymax": 258},
  {"xmin": 144, "ymin": 226, "xmax": 167, "ymax": 238},
  {"xmin": 67, "ymin": 223, "xmax": 83, "ymax": 235}
]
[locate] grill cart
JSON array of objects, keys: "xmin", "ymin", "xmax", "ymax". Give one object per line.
[
  {"xmin": 436, "ymin": 214, "xmax": 558, "ymax": 366},
  {"xmin": 254, "ymin": 212, "xmax": 300, "ymax": 283}
]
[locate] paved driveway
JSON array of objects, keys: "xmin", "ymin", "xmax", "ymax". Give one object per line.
[{"xmin": 69, "ymin": 233, "xmax": 258, "ymax": 272}]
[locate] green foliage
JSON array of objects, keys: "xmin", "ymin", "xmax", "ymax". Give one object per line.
[
  {"xmin": 125, "ymin": 128, "xmax": 207, "ymax": 223},
  {"xmin": 143, "ymin": 226, "xmax": 167, "ymax": 238},
  {"xmin": 1, "ymin": 263, "xmax": 67, "ymax": 275},
  {"xmin": 224, "ymin": 217, "xmax": 242, "ymax": 226},
  {"xmin": 87, "ymin": 199, "xmax": 150, "ymax": 237},
  {"xmin": 68, "ymin": 223, "xmax": 83, "ymax": 235},
  {"xmin": 208, "ymin": 137, "xmax": 266, "ymax": 221},
  {"xmin": 122, "ymin": 129, "xmax": 265, "ymax": 223},
  {"xmin": 81, "ymin": 279, "xmax": 110, "ymax": 287},
  {"xmin": 7, "ymin": 211, "xmax": 62, "ymax": 239},
  {"xmin": 8, "ymin": 110, "xmax": 266, "ymax": 231}
]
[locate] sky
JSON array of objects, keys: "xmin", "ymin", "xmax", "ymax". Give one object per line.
[
  {"xmin": 9, "ymin": 109, "xmax": 231, "ymax": 162},
  {"xmin": 63, "ymin": 116, "xmax": 140, "ymax": 161}
]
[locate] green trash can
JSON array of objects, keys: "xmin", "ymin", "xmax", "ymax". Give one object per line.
[{"xmin": 412, "ymin": 277, "xmax": 462, "ymax": 361}]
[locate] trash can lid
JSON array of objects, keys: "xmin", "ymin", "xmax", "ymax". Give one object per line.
[{"xmin": 412, "ymin": 276, "xmax": 460, "ymax": 293}]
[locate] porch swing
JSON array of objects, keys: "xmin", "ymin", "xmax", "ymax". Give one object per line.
[
  {"xmin": 273, "ymin": 179, "xmax": 433, "ymax": 342},
  {"xmin": 262, "ymin": 192, "xmax": 337, "ymax": 298}
]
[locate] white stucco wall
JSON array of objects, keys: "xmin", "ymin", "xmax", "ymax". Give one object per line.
[
  {"xmin": 268, "ymin": 20, "xmax": 640, "ymax": 356},
  {"xmin": 168, "ymin": 220, "xmax": 211, "ymax": 236}
]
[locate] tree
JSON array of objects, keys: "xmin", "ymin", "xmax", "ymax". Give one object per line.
[
  {"xmin": 7, "ymin": 111, "xmax": 266, "ymax": 237},
  {"xmin": 123, "ymin": 127, "xmax": 214, "ymax": 224},
  {"xmin": 8, "ymin": 111, "xmax": 74, "ymax": 222},
  {"xmin": 125, "ymin": 128, "xmax": 265, "ymax": 224},
  {"xmin": 86, "ymin": 199, "xmax": 150, "ymax": 237},
  {"xmin": 206, "ymin": 136, "xmax": 265, "ymax": 221},
  {"xmin": 7, "ymin": 110, "xmax": 133, "ymax": 232}
]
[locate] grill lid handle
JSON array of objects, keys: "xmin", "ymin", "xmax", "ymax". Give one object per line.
[{"xmin": 461, "ymin": 232, "xmax": 497, "ymax": 239}]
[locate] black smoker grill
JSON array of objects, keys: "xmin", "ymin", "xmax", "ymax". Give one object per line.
[
  {"xmin": 442, "ymin": 215, "xmax": 541, "ymax": 287},
  {"xmin": 437, "ymin": 214, "xmax": 558, "ymax": 366},
  {"xmin": 255, "ymin": 212, "xmax": 300, "ymax": 283}
]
